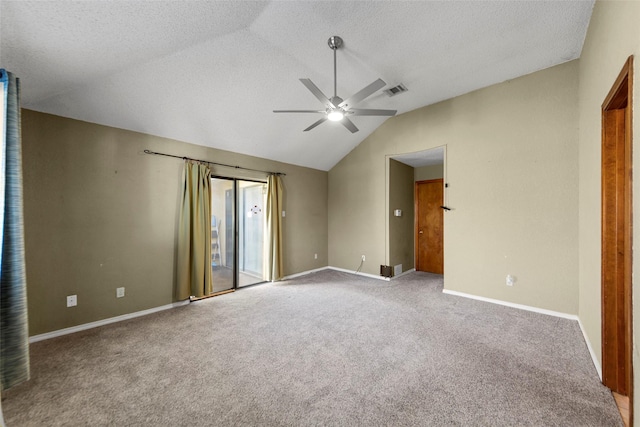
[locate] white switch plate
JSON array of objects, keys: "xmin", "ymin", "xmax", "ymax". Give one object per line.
[
  {"xmin": 314, "ymin": 253, "xmax": 318, "ymax": 259},
  {"xmin": 506, "ymin": 275, "xmax": 515, "ymax": 286},
  {"xmin": 67, "ymin": 295, "xmax": 77, "ymax": 307},
  {"xmin": 116, "ymin": 287, "xmax": 125, "ymax": 298},
  {"xmin": 282, "ymin": 210, "xmax": 286, "ymax": 217}
]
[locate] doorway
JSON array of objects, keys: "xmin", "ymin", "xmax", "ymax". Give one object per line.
[
  {"xmin": 388, "ymin": 146, "xmax": 445, "ymax": 276},
  {"xmin": 415, "ymin": 179, "xmax": 444, "ymax": 274},
  {"xmin": 601, "ymin": 55, "xmax": 633, "ymax": 425},
  {"xmin": 210, "ymin": 177, "xmax": 267, "ymax": 293}
]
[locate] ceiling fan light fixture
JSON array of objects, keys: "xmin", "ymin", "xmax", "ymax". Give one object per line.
[
  {"xmin": 327, "ymin": 109, "xmax": 344, "ymax": 121},
  {"xmin": 274, "ymin": 36, "xmax": 397, "ymax": 133}
]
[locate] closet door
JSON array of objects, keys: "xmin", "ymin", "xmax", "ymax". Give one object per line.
[{"xmin": 415, "ymin": 179, "xmax": 444, "ymax": 274}]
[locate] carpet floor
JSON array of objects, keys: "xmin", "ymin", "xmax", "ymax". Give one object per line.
[{"xmin": 2, "ymin": 270, "xmax": 622, "ymax": 426}]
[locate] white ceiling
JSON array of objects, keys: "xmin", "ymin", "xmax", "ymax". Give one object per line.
[
  {"xmin": 393, "ymin": 147, "xmax": 445, "ymax": 168},
  {"xmin": 0, "ymin": 1, "xmax": 594, "ymax": 171}
]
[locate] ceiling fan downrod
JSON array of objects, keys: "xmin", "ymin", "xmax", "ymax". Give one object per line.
[{"xmin": 328, "ymin": 36, "xmax": 343, "ymax": 99}]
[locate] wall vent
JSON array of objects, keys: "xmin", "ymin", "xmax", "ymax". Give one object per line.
[
  {"xmin": 380, "ymin": 265, "xmax": 393, "ymax": 278},
  {"xmin": 384, "ymin": 83, "xmax": 408, "ymax": 97},
  {"xmin": 394, "ymin": 264, "xmax": 402, "ymax": 276}
]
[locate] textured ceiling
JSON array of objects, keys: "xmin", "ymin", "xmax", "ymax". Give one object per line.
[
  {"xmin": 0, "ymin": 1, "xmax": 594, "ymax": 171},
  {"xmin": 393, "ymin": 147, "xmax": 445, "ymax": 168}
]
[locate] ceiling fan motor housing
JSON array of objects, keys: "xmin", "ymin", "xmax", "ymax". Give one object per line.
[{"xmin": 329, "ymin": 96, "xmax": 344, "ymax": 108}]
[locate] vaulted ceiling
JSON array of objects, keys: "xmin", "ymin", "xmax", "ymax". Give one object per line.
[{"xmin": 1, "ymin": 1, "xmax": 594, "ymax": 171}]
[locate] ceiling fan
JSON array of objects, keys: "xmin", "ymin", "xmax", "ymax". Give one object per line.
[{"xmin": 274, "ymin": 36, "xmax": 397, "ymax": 133}]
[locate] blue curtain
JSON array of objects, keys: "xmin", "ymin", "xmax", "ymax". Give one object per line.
[{"xmin": 0, "ymin": 69, "xmax": 30, "ymax": 391}]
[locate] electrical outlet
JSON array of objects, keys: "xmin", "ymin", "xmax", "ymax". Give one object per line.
[
  {"xmin": 66, "ymin": 295, "xmax": 77, "ymax": 307},
  {"xmin": 506, "ymin": 275, "xmax": 515, "ymax": 286},
  {"xmin": 314, "ymin": 253, "xmax": 318, "ymax": 259},
  {"xmin": 116, "ymin": 287, "xmax": 125, "ymax": 298},
  {"xmin": 362, "ymin": 255, "xmax": 366, "ymax": 261}
]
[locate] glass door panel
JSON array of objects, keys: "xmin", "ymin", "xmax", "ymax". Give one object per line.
[
  {"xmin": 210, "ymin": 178, "xmax": 235, "ymax": 293},
  {"xmin": 238, "ymin": 180, "xmax": 267, "ymax": 287}
]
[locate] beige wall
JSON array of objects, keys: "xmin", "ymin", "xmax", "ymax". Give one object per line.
[
  {"xmin": 328, "ymin": 137, "xmax": 386, "ymax": 274},
  {"xmin": 329, "ymin": 60, "xmax": 579, "ymax": 314},
  {"xmin": 577, "ymin": 0, "xmax": 640, "ymax": 408},
  {"xmin": 415, "ymin": 164, "xmax": 444, "ymax": 181},
  {"xmin": 388, "ymin": 159, "xmax": 415, "ymax": 272},
  {"xmin": 22, "ymin": 110, "xmax": 328, "ymax": 335}
]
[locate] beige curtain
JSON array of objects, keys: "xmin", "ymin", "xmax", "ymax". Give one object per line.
[
  {"xmin": 265, "ymin": 174, "xmax": 283, "ymax": 281},
  {"xmin": 176, "ymin": 161, "xmax": 212, "ymax": 299}
]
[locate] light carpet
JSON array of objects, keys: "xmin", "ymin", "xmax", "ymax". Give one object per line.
[{"xmin": 2, "ymin": 270, "xmax": 622, "ymax": 426}]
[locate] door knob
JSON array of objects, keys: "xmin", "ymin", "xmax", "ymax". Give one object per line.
[{"xmin": 419, "ymin": 230, "xmax": 423, "ymax": 234}]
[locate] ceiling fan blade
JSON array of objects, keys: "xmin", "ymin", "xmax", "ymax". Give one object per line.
[
  {"xmin": 304, "ymin": 117, "xmax": 328, "ymax": 132},
  {"xmin": 300, "ymin": 79, "xmax": 335, "ymax": 109},
  {"xmin": 338, "ymin": 78, "xmax": 386, "ymax": 109},
  {"xmin": 273, "ymin": 110, "xmax": 325, "ymax": 113},
  {"xmin": 349, "ymin": 108, "xmax": 397, "ymax": 116},
  {"xmin": 341, "ymin": 117, "xmax": 359, "ymax": 133}
]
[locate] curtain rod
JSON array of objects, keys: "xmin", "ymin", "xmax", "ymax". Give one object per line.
[{"xmin": 143, "ymin": 149, "xmax": 285, "ymax": 176}]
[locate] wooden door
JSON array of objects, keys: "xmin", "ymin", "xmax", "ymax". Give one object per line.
[
  {"xmin": 602, "ymin": 108, "xmax": 629, "ymax": 395},
  {"xmin": 415, "ymin": 179, "xmax": 443, "ymax": 274},
  {"xmin": 601, "ymin": 56, "xmax": 633, "ymax": 420}
]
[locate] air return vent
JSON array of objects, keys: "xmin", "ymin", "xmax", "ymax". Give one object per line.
[
  {"xmin": 384, "ymin": 83, "xmax": 408, "ymax": 97},
  {"xmin": 380, "ymin": 265, "xmax": 393, "ymax": 278}
]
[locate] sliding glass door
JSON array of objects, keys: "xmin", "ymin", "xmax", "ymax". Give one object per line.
[
  {"xmin": 210, "ymin": 177, "xmax": 267, "ymax": 293},
  {"xmin": 210, "ymin": 178, "xmax": 234, "ymax": 293},
  {"xmin": 238, "ymin": 181, "xmax": 266, "ymax": 287}
]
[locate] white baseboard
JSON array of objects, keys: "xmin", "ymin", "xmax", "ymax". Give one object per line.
[
  {"xmin": 29, "ymin": 300, "xmax": 190, "ymax": 343},
  {"xmin": 280, "ymin": 266, "xmax": 416, "ymax": 282},
  {"xmin": 283, "ymin": 266, "xmax": 390, "ymax": 281},
  {"xmin": 392, "ymin": 268, "xmax": 416, "ymax": 279},
  {"xmin": 283, "ymin": 266, "xmax": 415, "ymax": 282},
  {"xmin": 281, "ymin": 267, "xmax": 329, "ymax": 280},
  {"xmin": 327, "ymin": 266, "xmax": 390, "ymax": 281},
  {"xmin": 442, "ymin": 288, "xmax": 603, "ymax": 379},
  {"xmin": 577, "ymin": 317, "xmax": 603, "ymax": 380},
  {"xmin": 442, "ymin": 289, "xmax": 578, "ymax": 320}
]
